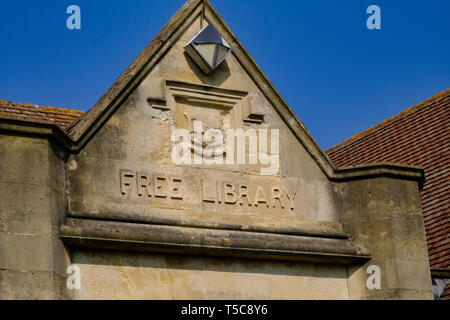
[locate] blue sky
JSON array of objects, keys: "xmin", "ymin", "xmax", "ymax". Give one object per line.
[{"xmin": 0, "ymin": 0, "xmax": 448, "ymax": 149}]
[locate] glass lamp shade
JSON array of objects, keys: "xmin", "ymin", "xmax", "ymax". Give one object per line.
[
  {"xmin": 185, "ymin": 25, "xmax": 232, "ymax": 74},
  {"xmin": 195, "ymin": 43, "xmax": 217, "ymax": 67}
]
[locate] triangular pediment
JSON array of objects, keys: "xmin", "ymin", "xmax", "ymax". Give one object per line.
[
  {"xmin": 66, "ymin": 0, "xmax": 346, "ymax": 235},
  {"xmin": 67, "ymin": 0, "xmax": 334, "ymax": 178}
]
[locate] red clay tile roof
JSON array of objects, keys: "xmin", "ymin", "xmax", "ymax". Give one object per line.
[
  {"xmin": 441, "ymin": 283, "xmax": 450, "ymax": 300},
  {"xmin": 0, "ymin": 100, "xmax": 85, "ymax": 130},
  {"xmin": 327, "ymin": 89, "xmax": 450, "ymax": 289}
]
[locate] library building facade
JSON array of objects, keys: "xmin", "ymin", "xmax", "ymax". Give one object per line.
[{"xmin": 1, "ymin": 0, "xmax": 446, "ymax": 299}]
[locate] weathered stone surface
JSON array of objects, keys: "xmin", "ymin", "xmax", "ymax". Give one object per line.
[
  {"xmin": 339, "ymin": 177, "xmax": 433, "ymax": 299},
  {"xmin": 0, "ymin": 135, "xmax": 70, "ymax": 300},
  {"xmin": 67, "ymin": 15, "xmax": 339, "ymax": 240},
  {"xmin": 71, "ymin": 250, "xmax": 350, "ymax": 300},
  {"xmin": 0, "ymin": 0, "xmax": 433, "ymax": 300},
  {"xmin": 0, "ymin": 270, "xmax": 70, "ymax": 300},
  {"xmin": 60, "ymin": 218, "xmax": 369, "ymax": 264}
]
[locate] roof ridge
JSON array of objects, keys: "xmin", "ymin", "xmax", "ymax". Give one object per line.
[{"xmin": 327, "ymin": 89, "xmax": 450, "ymax": 152}]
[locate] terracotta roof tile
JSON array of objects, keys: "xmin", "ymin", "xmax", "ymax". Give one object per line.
[
  {"xmin": 327, "ymin": 89, "xmax": 450, "ymax": 272},
  {"xmin": 440, "ymin": 283, "xmax": 450, "ymax": 300},
  {"xmin": 0, "ymin": 100, "xmax": 85, "ymax": 130}
]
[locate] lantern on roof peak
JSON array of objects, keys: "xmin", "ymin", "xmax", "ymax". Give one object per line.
[{"xmin": 185, "ymin": 24, "xmax": 232, "ymax": 74}]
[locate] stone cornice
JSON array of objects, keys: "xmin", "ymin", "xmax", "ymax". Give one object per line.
[{"xmin": 60, "ymin": 218, "xmax": 370, "ymax": 264}]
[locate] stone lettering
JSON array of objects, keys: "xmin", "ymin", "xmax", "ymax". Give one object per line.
[
  {"xmin": 154, "ymin": 175, "xmax": 167, "ymax": 198},
  {"xmin": 224, "ymin": 181, "xmax": 237, "ymax": 204},
  {"xmin": 120, "ymin": 170, "xmax": 297, "ymax": 211},
  {"xmin": 284, "ymin": 188, "xmax": 297, "ymax": 210},
  {"xmin": 271, "ymin": 187, "xmax": 284, "ymax": 209},
  {"xmin": 120, "ymin": 170, "xmax": 135, "ymax": 196},
  {"xmin": 217, "ymin": 180, "xmax": 222, "ymax": 204},
  {"xmin": 202, "ymin": 179, "xmax": 216, "ymax": 203},
  {"xmin": 254, "ymin": 186, "xmax": 269, "ymax": 207},
  {"xmin": 137, "ymin": 173, "xmax": 152, "ymax": 197},
  {"xmin": 170, "ymin": 178, "xmax": 183, "ymax": 200},
  {"xmin": 238, "ymin": 184, "xmax": 250, "ymax": 206}
]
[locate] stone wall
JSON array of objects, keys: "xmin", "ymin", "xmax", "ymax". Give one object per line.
[
  {"xmin": 0, "ymin": 135, "xmax": 71, "ymax": 299},
  {"xmin": 0, "ymin": 0, "xmax": 433, "ymax": 300},
  {"xmin": 340, "ymin": 177, "xmax": 433, "ymax": 299},
  {"xmin": 72, "ymin": 250, "xmax": 349, "ymax": 300}
]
